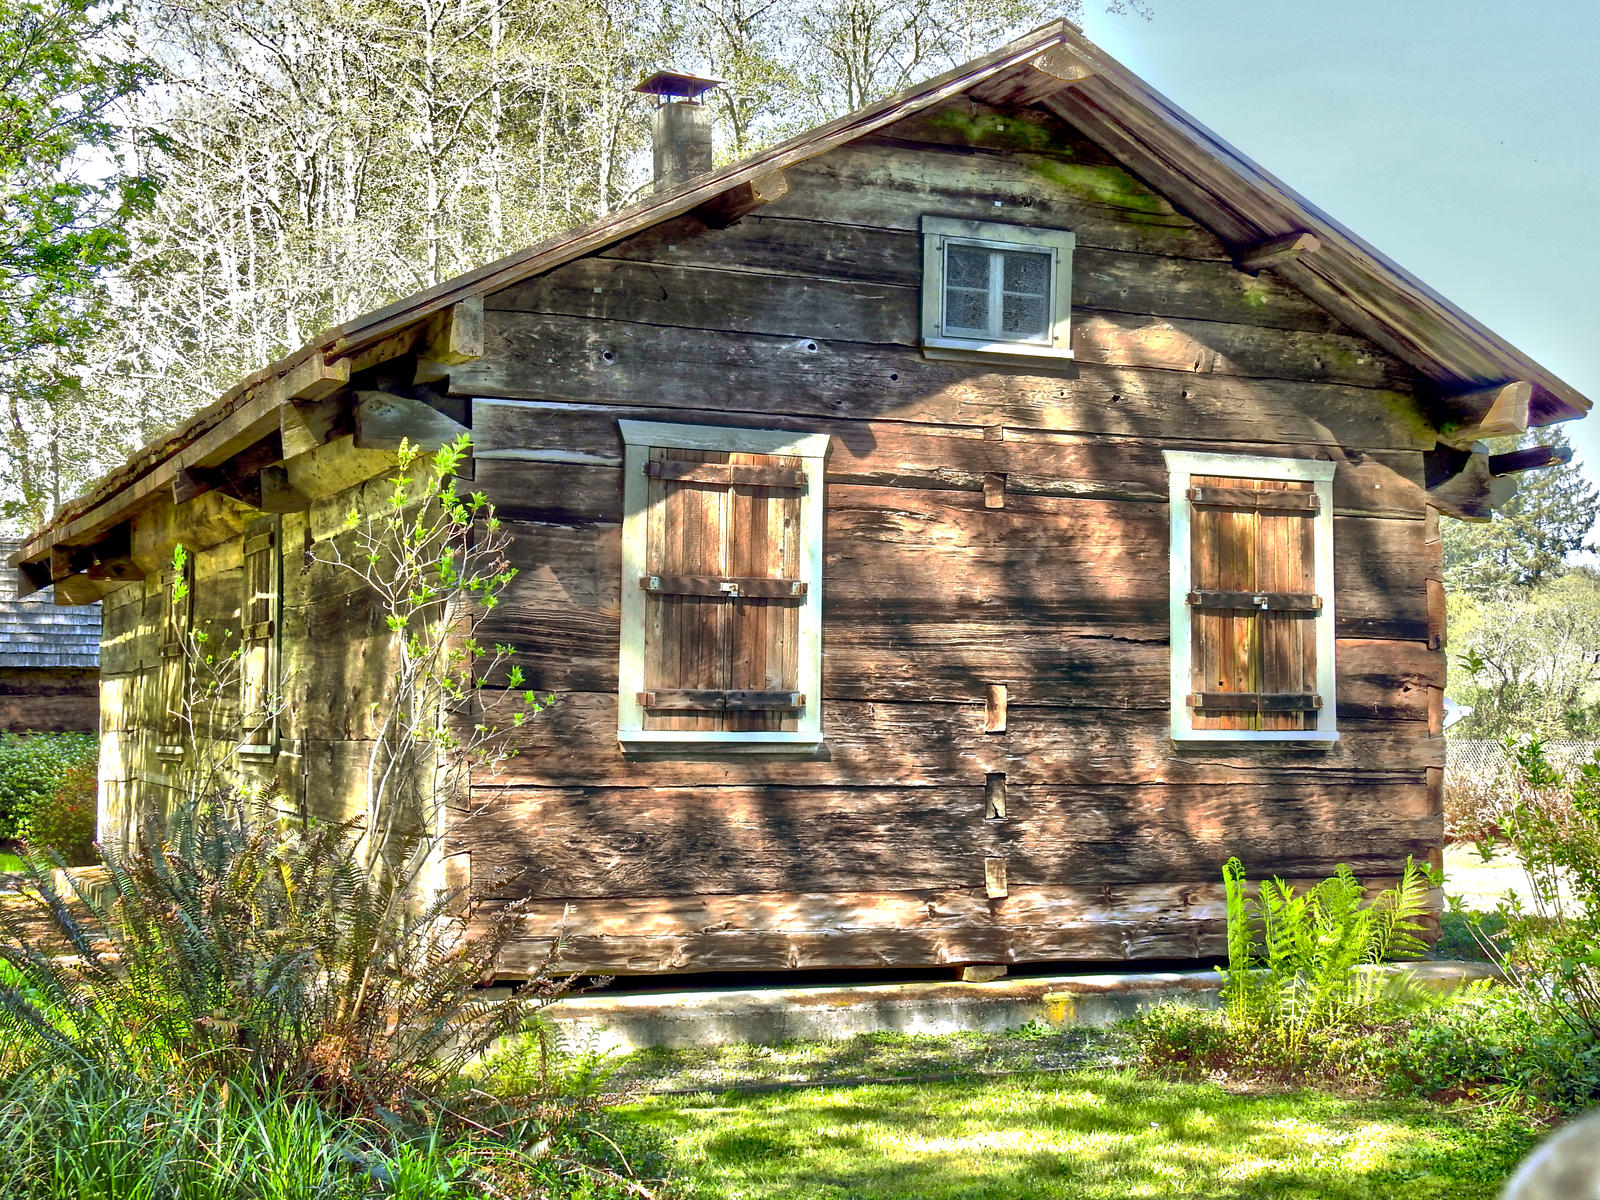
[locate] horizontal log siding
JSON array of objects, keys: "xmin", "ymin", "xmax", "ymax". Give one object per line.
[{"xmin": 449, "ymin": 98, "xmax": 1441, "ymax": 974}]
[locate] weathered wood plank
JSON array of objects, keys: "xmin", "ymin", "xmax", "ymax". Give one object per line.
[
  {"xmin": 486, "ymin": 692, "xmax": 1439, "ymax": 788},
  {"xmin": 771, "ymin": 141, "xmax": 1230, "ymax": 260},
  {"xmin": 490, "ymin": 253, "xmax": 1395, "ymax": 391},
  {"xmin": 471, "ymin": 401, "xmax": 1429, "ymax": 519},
  {"xmin": 481, "ymin": 875, "xmax": 1420, "ymax": 976},
  {"xmin": 598, "ymin": 212, "xmax": 1401, "ymax": 354},
  {"xmin": 455, "ymin": 315, "xmax": 1435, "ymax": 451},
  {"xmin": 454, "ymin": 780, "xmax": 1433, "ymax": 901}
]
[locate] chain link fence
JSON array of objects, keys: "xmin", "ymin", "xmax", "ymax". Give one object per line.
[{"xmin": 1445, "ymin": 739, "xmax": 1600, "ymax": 840}]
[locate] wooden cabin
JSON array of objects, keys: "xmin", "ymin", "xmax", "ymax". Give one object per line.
[
  {"xmin": 0, "ymin": 539, "xmax": 100, "ymax": 733},
  {"xmin": 10, "ymin": 23, "xmax": 1590, "ymax": 978}
]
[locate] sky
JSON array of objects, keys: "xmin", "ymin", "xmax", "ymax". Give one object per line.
[{"xmin": 1075, "ymin": 0, "xmax": 1600, "ymax": 520}]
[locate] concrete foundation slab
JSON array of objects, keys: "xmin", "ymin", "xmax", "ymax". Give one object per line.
[{"xmin": 543, "ymin": 961, "xmax": 1499, "ymax": 1053}]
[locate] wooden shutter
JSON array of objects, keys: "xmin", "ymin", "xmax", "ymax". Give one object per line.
[
  {"xmin": 240, "ymin": 519, "xmax": 280, "ymax": 748},
  {"xmin": 640, "ymin": 447, "xmax": 805, "ymax": 734},
  {"xmin": 157, "ymin": 554, "xmax": 194, "ymax": 746},
  {"xmin": 1187, "ymin": 476, "xmax": 1320, "ymax": 731}
]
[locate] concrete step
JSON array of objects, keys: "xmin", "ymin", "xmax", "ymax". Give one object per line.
[{"xmin": 540, "ymin": 961, "xmax": 1498, "ymax": 1052}]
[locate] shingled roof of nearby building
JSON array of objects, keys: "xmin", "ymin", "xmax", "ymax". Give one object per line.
[{"xmin": 0, "ymin": 539, "xmax": 100, "ymax": 669}]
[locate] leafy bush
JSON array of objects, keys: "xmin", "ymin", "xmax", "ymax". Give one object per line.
[
  {"xmin": 1490, "ymin": 739, "xmax": 1600, "ymax": 1039},
  {"xmin": 1218, "ymin": 856, "xmax": 1434, "ymax": 1059},
  {"xmin": 16, "ymin": 760, "xmax": 97, "ymax": 864},
  {"xmin": 1386, "ymin": 988, "xmax": 1600, "ymax": 1113},
  {"xmin": 0, "ymin": 732, "xmax": 95, "ymax": 840},
  {"xmin": 0, "ymin": 794, "xmax": 673, "ymax": 1197},
  {"xmin": 1444, "ymin": 763, "xmax": 1513, "ymax": 843}
]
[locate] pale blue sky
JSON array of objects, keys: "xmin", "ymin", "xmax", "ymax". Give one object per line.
[{"xmin": 1077, "ymin": 0, "xmax": 1600, "ymax": 510}]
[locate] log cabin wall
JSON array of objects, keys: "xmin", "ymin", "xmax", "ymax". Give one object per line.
[
  {"xmin": 98, "ymin": 442, "xmax": 402, "ymax": 847},
  {"xmin": 444, "ymin": 97, "xmax": 1447, "ymax": 977}
]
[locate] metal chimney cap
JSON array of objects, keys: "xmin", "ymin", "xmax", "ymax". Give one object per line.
[{"xmin": 634, "ymin": 70, "xmax": 725, "ymax": 101}]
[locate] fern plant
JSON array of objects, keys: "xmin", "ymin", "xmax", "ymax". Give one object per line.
[{"xmin": 1219, "ymin": 856, "xmax": 1434, "ymax": 1058}]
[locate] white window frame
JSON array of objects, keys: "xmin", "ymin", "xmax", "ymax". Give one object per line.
[
  {"xmin": 1164, "ymin": 450, "xmax": 1338, "ymax": 743},
  {"xmin": 618, "ymin": 419, "xmax": 829, "ymax": 753},
  {"xmin": 920, "ymin": 215, "xmax": 1075, "ymax": 362}
]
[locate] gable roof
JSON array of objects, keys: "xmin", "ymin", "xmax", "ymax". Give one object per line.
[{"xmin": 13, "ymin": 19, "xmax": 1590, "ymax": 573}]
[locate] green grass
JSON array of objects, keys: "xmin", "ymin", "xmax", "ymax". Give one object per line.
[
  {"xmin": 0, "ymin": 852, "xmax": 22, "ymax": 875},
  {"xmin": 621, "ymin": 1066, "xmax": 1537, "ymax": 1199},
  {"xmin": 612, "ymin": 1026, "xmax": 1121, "ymax": 1094}
]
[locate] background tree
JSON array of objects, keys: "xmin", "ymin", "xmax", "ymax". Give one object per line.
[
  {"xmin": 0, "ymin": 0, "xmax": 157, "ymax": 529},
  {"xmin": 1443, "ymin": 426, "xmax": 1599, "ymax": 594},
  {"xmin": 3, "ymin": 0, "xmax": 1150, "ymax": 530},
  {"xmin": 1446, "ymin": 567, "xmax": 1600, "ymax": 740}
]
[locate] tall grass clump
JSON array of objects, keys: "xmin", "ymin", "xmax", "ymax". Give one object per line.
[{"xmin": 0, "ymin": 801, "xmax": 669, "ymax": 1198}]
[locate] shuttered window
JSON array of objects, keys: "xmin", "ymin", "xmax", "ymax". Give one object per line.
[
  {"xmin": 1164, "ymin": 451, "xmax": 1338, "ymax": 742},
  {"xmin": 920, "ymin": 215, "xmax": 1075, "ymax": 361},
  {"xmin": 618, "ymin": 421, "xmax": 828, "ymax": 750},
  {"xmin": 155, "ymin": 550, "xmax": 194, "ymax": 754},
  {"xmin": 239, "ymin": 517, "xmax": 280, "ymax": 753}
]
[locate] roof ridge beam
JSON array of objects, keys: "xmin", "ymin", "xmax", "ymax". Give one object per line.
[{"xmin": 968, "ymin": 45, "xmax": 1096, "ymax": 107}]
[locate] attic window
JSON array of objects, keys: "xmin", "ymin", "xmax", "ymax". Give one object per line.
[
  {"xmin": 617, "ymin": 420, "xmax": 829, "ymax": 753},
  {"xmin": 921, "ymin": 216, "xmax": 1074, "ymax": 361}
]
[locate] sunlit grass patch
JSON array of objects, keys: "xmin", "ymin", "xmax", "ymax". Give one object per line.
[{"xmin": 621, "ymin": 1068, "xmax": 1535, "ymax": 1200}]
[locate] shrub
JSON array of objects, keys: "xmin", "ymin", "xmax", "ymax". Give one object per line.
[
  {"xmin": 0, "ymin": 793, "xmax": 560, "ymax": 1110},
  {"xmin": 1129, "ymin": 858, "xmax": 1440, "ymax": 1083},
  {"xmin": 1130, "ymin": 1001, "xmax": 1406, "ymax": 1087},
  {"xmin": 0, "ymin": 732, "xmax": 95, "ymax": 840},
  {"xmin": 16, "ymin": 761, "xmax": 98, "ymax": 864},
  {"xmin": 1386, "ymin": 987, "xmax": 1600, "ymax": 1113}
]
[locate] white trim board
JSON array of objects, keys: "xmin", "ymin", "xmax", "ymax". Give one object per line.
[
  {"xmin": 617, "ymin": 420, "xmax": 829, "ymax": 753},
  {"xmin": 1163, "ymin": 449, "xmax": 1338, "ymax": 744}
]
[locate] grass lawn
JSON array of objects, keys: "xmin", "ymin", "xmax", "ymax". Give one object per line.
[
  {"xmin": 0, "ymin": 852, "xmax": 22, "ymax": 874},
  {"xmin": 614, "ymin": 1034, "xmax": 1538, "ymax": 1200}
]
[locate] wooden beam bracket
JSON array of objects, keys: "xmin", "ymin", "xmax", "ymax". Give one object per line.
[
  {"xmin": 421, "ymin": 296, "xmax": 485, "ymax": 366},
  {"xmin": 1425, "ymin": 442, "xmax": 1519, "ymax": 520},
  {"xmin": 1488, "ymin": 444, "xmax": 1572, "ymax": 477},
  {"xmin": 694, "ymin": 169, "xmax": 789, "ymax": 230},
  {"xmin": 1434, "ymin": 381, "xmax": 1532, "ymax": 449},
  {"xmin": 353, "ymin": 390, "xmax": 470, "ymax": 451},
  {"xmin": 1234, "ymin": 230, "xmax": 1321, "ymax": 275}
]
